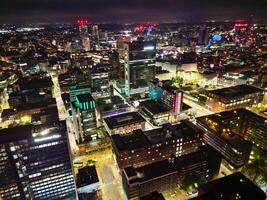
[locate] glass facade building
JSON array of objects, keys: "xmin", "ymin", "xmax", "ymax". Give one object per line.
[
  {"xmin": 124, "ymin": 40, "xmax": 156, "ymax": 96},
  {"xmin": 0, "ymin": 123, "xmax": 77, "ymax": 200}
]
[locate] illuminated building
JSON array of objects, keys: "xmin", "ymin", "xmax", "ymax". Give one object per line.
[
  {"xmin": 92, "ymin": 25, "xmax": 100, "ymax": 47},
  {"xmin": 122, "ymin": 145, "xmax": 221, "ymax": 200},
  {"xmin": 117, "ymin": 36, "xmax": 130, "ymax": 61},
  {"xmin": 171, "ymin": 145, "xmax": 221, "ymax": 184},
  {"xmin": 71, "ymin": 93, "xmax": 97, "ymax": 142},
  {"xmin": 82, "ymin": 37, "xmax": 90, "ymax": 51},
  {"xmin": 197, "ymin": 111, "xmax": 253, "ymax": 168},
  {"xmin": 198, "ymin": 108, "xmax": 267, "ymax": 150},
  {"xmin": 103, "ymin": 112, "xmax": 146, "ymax": 136},
  {"xmin": 77, "ymin": 19, "xmax": 90, "ymax": 51},
  {"xmin": 206, "ymin": 84, "xmax": 264, "ymax": 112},
  {"xmin": 112, "ymin": 121, "xmax": 203, "ymax": 169},
  {"xmin": 149, "ymin": 79, "xmax": 183, "ymax": 121},
  {"xmin": 122, "ymin": 160, "xmax": 177, "ymax": 200},
  {"xmin": 91, "ymin": 67, "xmax": 111, "ymax": 97},
  {"xmin": 193, "ymin": 172, "xmax": 266, "ymax": 200},
  {"xmin": 69, "ymin": 85, "xmax": 91, "ymax": 102},
  {"xmin": 0, "ymin": 123, "xmax": 77, "ymax": 200},
  {"xmin": 124, "ymin": 40, "xmax": 156, "ymax": 97}
]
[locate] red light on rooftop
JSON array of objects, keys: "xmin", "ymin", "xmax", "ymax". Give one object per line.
[
  {"xmin": 234, "ymin": 22, "xmax": 248, "ymax": 29},
  {"xmin": 76, "ymin": 19, "xmax": 89, "ymax": 26}
]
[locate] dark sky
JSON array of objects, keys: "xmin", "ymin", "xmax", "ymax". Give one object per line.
[{"xmin": 0, "ymin": 0, "xmax": 267, "ymax": 23}]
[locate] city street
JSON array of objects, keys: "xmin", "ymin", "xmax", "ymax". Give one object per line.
[
  {"xmin": 183, "ymin": 94, "xmax": 213, "ymax": 117},
  {"xmin": 51, "ymin": 74, "xmax": 68, "ymax": 120},
  {"xmin": 73, "ymin": 148, "xmax": 127, "ymax": 200}
]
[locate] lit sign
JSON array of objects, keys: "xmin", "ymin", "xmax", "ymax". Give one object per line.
[
  {"xmin": 34, "ymin": 134, "xmax": 61, "ymax": 143},
  {"xmin": 144, "ymin": 46, "xmax": 154, "ymax": 50}
]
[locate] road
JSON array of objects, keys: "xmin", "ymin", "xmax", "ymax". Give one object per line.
[
  {"xmin": 73, "ymin": 148, "xmax": 127, "ymax": 200},
  {"xmin": 51, "ymin": 74, "xmax": 68, "ymax": 120},
  {"xmin": 183, "ymin": 94, "xmax": 214, "ymax": 117}
]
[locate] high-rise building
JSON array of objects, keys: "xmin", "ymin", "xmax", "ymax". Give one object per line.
[
  {"xmin": 124, "ymin": 40, "xmax": 156, "ymax": 97},
  {"xmin": 82, "ymin": 37, "xmax": 90, "ymax": 51},
  {"xmin": 77, "ymin": 19, "xmax": 90, "ymax": 51},
  {"xmin": 71, "ymin": 93, "xmax": 97, "ymax": 142},
  {"xmin": 92, "ymin": 25, "xmax": 100, "ymax": 47},
  {"xmin": 117, "ymin": 36, "xmax": 131, "ymax": 61},
  {"xmin": 0, "ymin": 123, "xmax": 77, "ymax": 200}
]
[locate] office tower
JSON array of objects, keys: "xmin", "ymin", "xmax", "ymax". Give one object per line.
[
  {"xmin": 117, "ymin": 36, "xmax": 130, "ymax": 61},
  {"xmin": 92, "ymin": 25, "xmax": 100, "ymax": 46},
  {"xmin": 82, "ymin": 37, "xmax": 90, "ymax": 51},
  {"xmin": 71, "ymin": 93, "xmax": 97, "ymax": 142},
  {"xmin": 0, "ymin": 123, "xmax": 77, "ymax": 200},
  {"xmin": 91, "ymin": 67, "xmax": 110, "ymax": 97},
  {"xmin": 77, "ymin": 19, "xmax": 90, "ymax": 51},
  {"xmin": 198, "ymin": 27, "xmax": 209, "ymax": 46},
  {"xmin": 124, "ymin": 40, "xmax": 156, "ymax": 97}
]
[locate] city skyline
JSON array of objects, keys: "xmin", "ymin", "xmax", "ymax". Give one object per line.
[{"xmin": 1, "ymin": 0, "xmax": 267, "ymax": 23}]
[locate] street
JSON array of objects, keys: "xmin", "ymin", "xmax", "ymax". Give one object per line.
[{"xmin": 73, "ymin": 148, "xmax": 127, "ymax": 200}]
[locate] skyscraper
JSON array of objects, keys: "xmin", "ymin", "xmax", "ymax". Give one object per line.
[
  {"xmin": 124, "ymin": 40, "xmax": 156, "ymax": 97},
  {"xmin": 92, "ymin": 25, "xmax": 100, "ymax": 47},
  {"xmin": 77, "ymin": 19, "xmax": 90, "ymax": 51},
  {"xmin": 0, "ymin": 123, "xmax": 77, "ymax": 200},
  {"xmin": 71, "ymin": 93, "xmax": 97, "ymax": 142}
]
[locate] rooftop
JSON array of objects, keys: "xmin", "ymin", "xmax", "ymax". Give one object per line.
[
  {"xmin": 196, "ymin": 108, "xmax": 265, "ymax": 150},
  {"xmin": 140, "ymin": 99, "xmax": 169, "ymax": 116},
  {"xmin": 207, "ymin": 84, "xmax": 263, "ymax": 99},
  {"xmin": 111, "ymin": 120, "xmax": 203, "ymax": 151},
  {"xmin": 193, "ymin": 172, "xmax": 266, "ymax": 200},
  {"xmin": 123, "ymin": 160, "xmax": 176, "ymax": 184},
  {"xmin": 104, "ymin": 112, "xmax": 146, "ymax": 129},
  {"xmin": 77, "ymin": 166, "xmax": 99, "ymax": 188}
]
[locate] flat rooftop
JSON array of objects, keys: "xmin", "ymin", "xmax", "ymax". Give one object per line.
[
  {"xmin": 112, "ymin": 120, "xmax": 203, "ymax": 151},
  {"xmin": 197, "ymin": 108, "xmax": 265, "ymax": 150},
  {"xmin": 140, "ymin": 99, "xmax": 169, "ymax": 116},
  {"xmin": 193, "ymin": 172, "xmax": 266, "ymax": 200},
  {"xmin": 207, "ymin": 84, "xmax": 263, "ymax": 99},
  {"xmin": 77, "ymin": 166, "xmax": 99, "ymax": 188},
  {"xmin": 124, "ymin": 160, "xmax": 176, "ymax": 184},
  {"xmin": 104, "ymin": 112, "xmax": 146, "ymax": 129}
]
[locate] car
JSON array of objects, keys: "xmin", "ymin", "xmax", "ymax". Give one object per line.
[{"xmin": 221, "ymin": 171, "xmax": 227, "ymax": 176}]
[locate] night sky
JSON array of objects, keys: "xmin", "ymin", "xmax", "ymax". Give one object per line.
[{"xmin": 1, "ymin": 0, "xmax": 267, "ymax": 23}]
